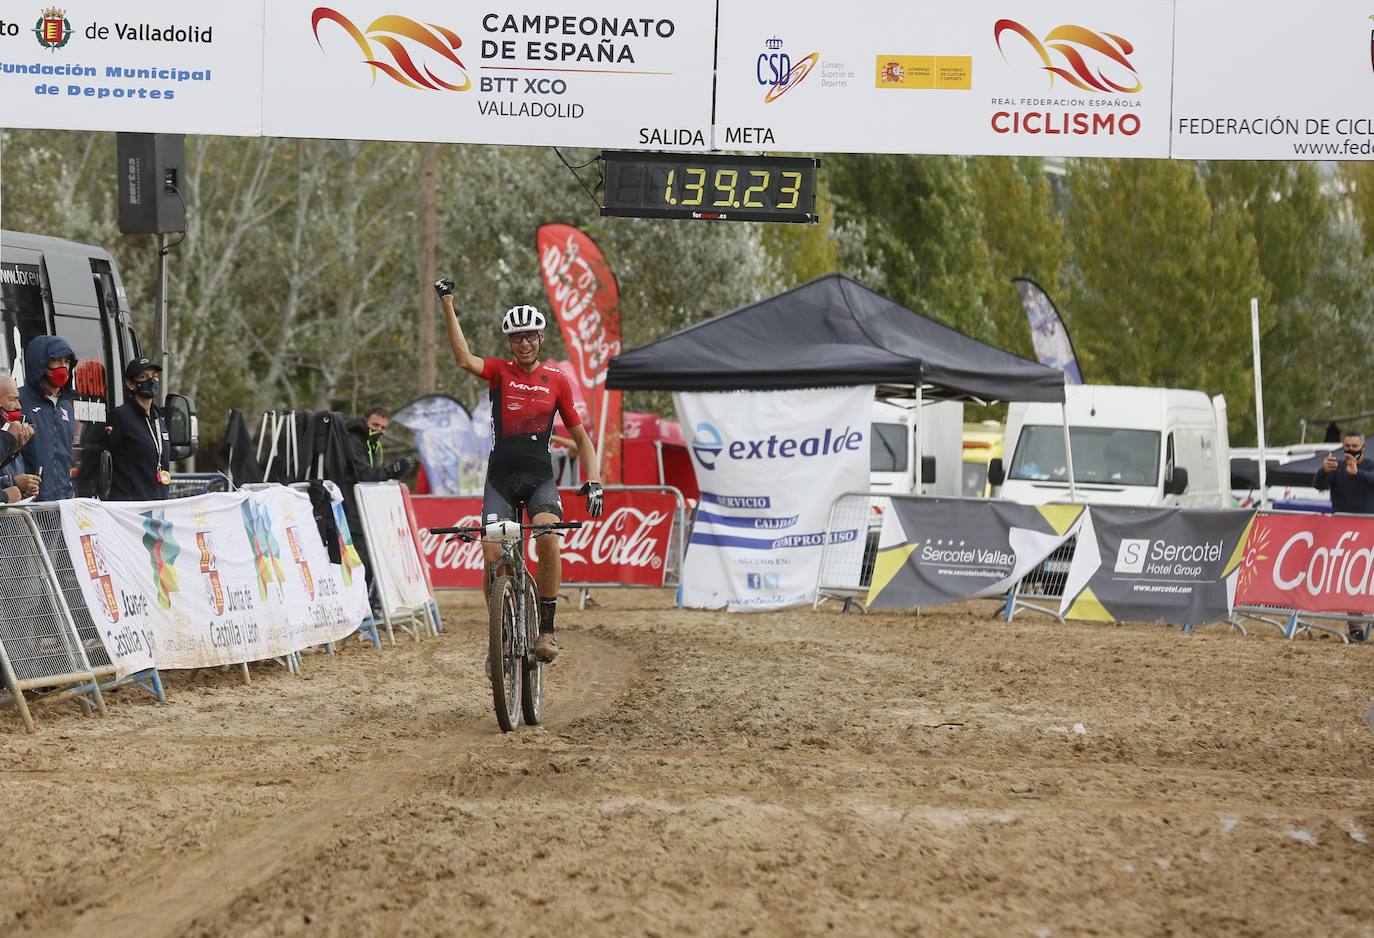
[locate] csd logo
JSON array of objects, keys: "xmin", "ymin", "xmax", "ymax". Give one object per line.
[{"xmin": 691, "ymin": 422, "xmax": 723, "ymax": 471}]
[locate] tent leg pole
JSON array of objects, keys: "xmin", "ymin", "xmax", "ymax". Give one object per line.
[
  {"xmin": 595, "ymin": 387, "xmax": 611, "ymax": 482},
  {"xmin": 915, "ymin": 385, "xmax": 924, "ymax": 492},
  {"xmin": 1062, "ymin": 402, "xmax": 1077, "ymax": 502}
]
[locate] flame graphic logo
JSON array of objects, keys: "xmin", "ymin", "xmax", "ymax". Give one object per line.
[
  {"xmin": 994, "ymin": 19, "xmax": 1141, "ymax": 94},
  {"xmin": 1236, "ymin": 523, "xmax": 1271, "ymax": 594},
  {"xmin": 312, "ymin": 7, "xmax": 470, "ymax": 92}
]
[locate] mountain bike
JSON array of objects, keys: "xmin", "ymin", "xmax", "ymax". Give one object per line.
[{"xmin": 434, "ymin": 519, "xmax": 581, "ymax": 732}]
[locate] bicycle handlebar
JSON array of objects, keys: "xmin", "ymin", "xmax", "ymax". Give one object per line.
[{"xmin": 433, "ymin": 520, "xmax": 583, "ymax": 543}]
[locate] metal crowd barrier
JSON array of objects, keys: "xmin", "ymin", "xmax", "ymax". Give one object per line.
[
  {"xmin": 168, "ymin": 472, "xmax": 232, "ymax": 499},
  {"xmin": 560, "ymin": 485, "xmax": 691, "ymax": 597},
  {"xmin": 1002, "ymin": 537, "xmax": 1077, "ymax": 622},
  {"xmin": 0, "ymin": 507, "xmax": 107, "ymax": 733},
  {"xmin": 814, "ymin": 491, "xmax": 888, "ymax": 611},
  {"xmin": 22, "ymin": 503, "xmax": 165, "ymax": 702}
]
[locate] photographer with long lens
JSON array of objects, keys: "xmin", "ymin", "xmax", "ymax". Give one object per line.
[
  {"xmin": 1314, "ymin": 430, "xmax": 1374, "ymax": 642},
  {"xmin": 435, "ymin": 276, "xmax": 603, "ymax": 663}
]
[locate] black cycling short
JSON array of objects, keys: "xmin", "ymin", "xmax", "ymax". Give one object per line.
[{"xmin": 482, "ymin": 471, "xmax": 563, "ymax": 522}]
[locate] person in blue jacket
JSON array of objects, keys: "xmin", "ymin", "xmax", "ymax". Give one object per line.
[{"xmin": 16, "ymin": 335, "xmax": 78, "ymax": 502}]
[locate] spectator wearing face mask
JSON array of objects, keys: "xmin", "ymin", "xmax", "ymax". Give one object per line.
[
  {"xmin": 346, "ymin": 406, "xmax": 416, "ymax": 482},
  {"xmin": 0, "ymin": 375, "xmax": 41, "ymax": 503},
  {"xmin": 1315, "ymin": 431, "xmax": 1374, "ymax": 515},
  {"xmin": 16, "ymin": 335, "xmax": 78, "ymax": 501},
  {"xmin": 100, "ymin": 358, "xmax": 172, "ymax": 501}
]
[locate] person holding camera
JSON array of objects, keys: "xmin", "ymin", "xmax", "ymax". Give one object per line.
[
  {"xmin": 1314, "ymin": 432, "xmax": 1374, "ymax": 514},
  {"xmin": 1314, "ymin": 431, "xmax": 1374, "ymax": 642}
]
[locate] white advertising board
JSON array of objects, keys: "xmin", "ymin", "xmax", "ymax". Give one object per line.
[
  {"xmin": 674, "ymin": 386, "xmax": 874, "ymax": 611},
  {"xmin": 59, "ymin": 487, "xmax": 370, "ymax": 675},
  {"xmin": 353, "ymin": 482, "xmax": 432, "ymax": 615},
  {"xmin": 713, "ymin": 0, "xmax": 1174, "ymax": 157},
  {"xmin": 261, "ymin": 1, "xmax": 715, "ymax": 148},
  {"xmin": 1172, "ymin": 0, "xmax": 1374, "ymax": 160},
  {"xmin": 0, "ymin": 1, "xmax": 264, "ymax": 135}
]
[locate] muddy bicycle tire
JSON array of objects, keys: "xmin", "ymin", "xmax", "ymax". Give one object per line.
[
  {"xmin": 488, "ymin": 576, "xmax": 521, "ymax": 732},
  {"xmin": 521, "ymin": 575, "xmax": 543, "ymax": 726}
]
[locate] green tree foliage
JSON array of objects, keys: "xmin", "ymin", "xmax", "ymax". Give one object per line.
[
  {"xmin": 827, "ymin": 154, "xmax": 994, "ymax": 338},
  {"xmin": 968, "ymin": 156, "xmax": 1069, "ymax": 359},
  {"xmin": 1063, "ymin": 159, "xmax": 1265, "ymax": 438}
]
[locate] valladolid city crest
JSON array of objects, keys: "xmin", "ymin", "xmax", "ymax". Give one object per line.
[{"xmin": 33, "ymin": 7, "xmax": 73, "ymax": 51}]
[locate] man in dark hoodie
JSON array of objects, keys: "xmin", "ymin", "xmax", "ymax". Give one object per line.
[
  {"xmin": 346, "ymin": 406, "xmax": 415, "ymax": 482},
  {"xmin": 17, "ymin": 335, "xmax": 78, "ymax": 502}
]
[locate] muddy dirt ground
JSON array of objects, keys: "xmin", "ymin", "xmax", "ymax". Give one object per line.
[{"xmin": 1, "ymin": 591, "xmax": 1372, "ymax": 937}]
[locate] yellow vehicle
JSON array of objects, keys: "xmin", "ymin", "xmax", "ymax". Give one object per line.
[{"xmin": 961, "ymin": 420, "xmax": 1003, "ymax": 497}]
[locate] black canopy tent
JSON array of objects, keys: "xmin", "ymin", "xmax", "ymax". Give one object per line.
[
  {"xmin": 607, "ymin": 273, "xmax": 1066, "ymax": 402},
  {"xmin": 606, "ymin": 273, "xmax": 1075, "ymax": 494}
]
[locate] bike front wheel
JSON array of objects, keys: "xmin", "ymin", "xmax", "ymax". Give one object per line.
[
  {"xmin": 488, "ymin": 576, "xmax": 521, "ymax": 732},
  {"xmin": 520, "ymin": 575, "xmax": 543, "ymax": 726}
]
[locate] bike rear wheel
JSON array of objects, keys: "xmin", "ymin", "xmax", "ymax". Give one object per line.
[
  {"xmin": 488, "ymin": 576, "xmax": 521, "ymax": 732},
  {"xmin": 520, "ymin": 575, "xmax": 543, "ymax": 726}
]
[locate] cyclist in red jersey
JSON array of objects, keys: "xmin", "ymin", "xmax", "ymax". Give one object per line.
[{"xmin": 435, "ymin": 277, "xmax": 602, "ymax": 662}]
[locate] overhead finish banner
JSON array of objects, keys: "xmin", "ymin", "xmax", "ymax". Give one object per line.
[
  {"xmin": 0, "ymin": 1, "xmax": 265, "ymax": 135},
  {"xmin": 1059, "ymin": 506, "xmax": 1256, "ymax": 627},
  {"xmin": 261, "ymin": 1, "xmax": 716, "ymax": 148},
  {"xmin": 867, "ymin": 498, "xmax": 1083, "ymax": 608},
  {"xmin": 712, "ymin": 0, "xmax": 1174, "ymax": 156},
  {"xmin": 674, "ymin": 386, "xmax": 874, "ymax": 611},
  {"xmin": 1234, "ymin": 512, "xmax": 1374, "ymax": 614},
  {"xmin": 1172, "ymin": 0, "xmax": 1374, "ymax": 160},
  {"xmin": 59, "ymin": 487, "xmax": 369, "ymax": 676}
]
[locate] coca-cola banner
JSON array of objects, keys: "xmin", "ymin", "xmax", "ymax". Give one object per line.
[
  {"xmin": 411, "ymin": 488, "xmax": 678, "ymax": 589},
  {"xmin": 1235, "ymin": 512, "xmax": 1374, "ymax": 614},
  {"xmin": 536, "ymin": 223, "xmax": 623, "ymax": 483}
]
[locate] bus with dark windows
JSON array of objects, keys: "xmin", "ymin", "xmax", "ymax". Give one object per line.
[{"xmin": 1, "ymin": 229, "xmax": 195, "ymax": 496}]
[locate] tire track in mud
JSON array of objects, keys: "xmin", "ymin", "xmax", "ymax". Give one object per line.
[{"xmin": 37, "ymin": 631, "xmax": 638, "ymax": 938}]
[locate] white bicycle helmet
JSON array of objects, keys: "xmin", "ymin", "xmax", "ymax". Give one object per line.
[{"xmin": 502, "ymin": 304, "xmax": 546, "ymax": 334}]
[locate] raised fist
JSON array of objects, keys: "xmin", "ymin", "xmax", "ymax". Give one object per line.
[{"xmin": 433, "ymin": 277, "xmax": 455, "ymax": 298}]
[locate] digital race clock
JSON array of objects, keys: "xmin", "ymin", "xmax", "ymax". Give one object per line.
[{"xmin": 600, "ymin": 151, "xmax": 819, "ymax": 224}]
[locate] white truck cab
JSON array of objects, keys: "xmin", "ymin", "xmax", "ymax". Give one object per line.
[
  {"xmin": 869, "ymin": 398, "xmax": 963, "ymax": 496},
  {"xmin": 992, "ymin": 385, "xmax": 1230, "ymax": 507}
]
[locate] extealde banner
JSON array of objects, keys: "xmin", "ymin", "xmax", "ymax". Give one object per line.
[
  {"xmin": 867, "ymin": 498, "xmax": 1083, "ymax": 608},
  {"xmin": 675, "ymin": 386, "xmax": 873, "ymax": 610},
  {"xmin": 1059, "ymin": 507, "xmax": 1255, "ymax": 626}
]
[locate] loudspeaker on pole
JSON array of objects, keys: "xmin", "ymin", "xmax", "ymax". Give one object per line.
[{"xmin": 116, "ymin": 133, "xmax": 186, "ymax": 235}]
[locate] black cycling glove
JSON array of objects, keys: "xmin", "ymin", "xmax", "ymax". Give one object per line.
[
  {"xmin": 433, "ymin": 277, "xmax": 455, "ymax": 298},
  {"xmin": 579, "ymin": 481, "xmax": 603, "ymax": 518}
]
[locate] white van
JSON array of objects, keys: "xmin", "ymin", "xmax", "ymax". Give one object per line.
[
  {"xmin": 992, "ymin": 385, "xmax": 1230, "ymax": 507},
  {"xmin": 869, "ymin": 399, "xmax": 964, "ymax": 496}
]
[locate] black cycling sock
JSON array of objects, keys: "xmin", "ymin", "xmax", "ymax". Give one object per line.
[{"xmin": 539, "ymin": 598, "xmax": 557, "ymax": 634}]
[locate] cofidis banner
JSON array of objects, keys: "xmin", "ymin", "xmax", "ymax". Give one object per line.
[
  {"xmin": 0, "ymin": 1, "xmax": 264, "ymax": 135},
  {"xmin": 1059, "ymin": 506, "xmax": 1255, "ymax": 627},
  {"xmin": 262, "ymin": 1, "xmax": 715, "ymax": 148},
  {"xmin": 59, "ymin": 487, "xmax": 369, "ymax": 675},
  {"xmin": 713, "ymin": 0, "xmax": 1173, "ymax": 157},
  {"xmin": 1235, "ymin": 512, "xmax": 1374, "ymax": 614},
  {"xmin": 674, "ymin": 387, "xmax": 873, "ymax": 610},
  {"xmin": 867, "ymin": 498, "xmax": 1083, "ymax": 608}
]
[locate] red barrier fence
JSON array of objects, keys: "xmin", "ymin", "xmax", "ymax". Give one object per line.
[
  {"xmin": 411, "ymin": 487, "xmax": 685, "ymax": 590},
  {"xmin": 1236, "ymin": 511, "xmax": 1374, "ymax": 615}
]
